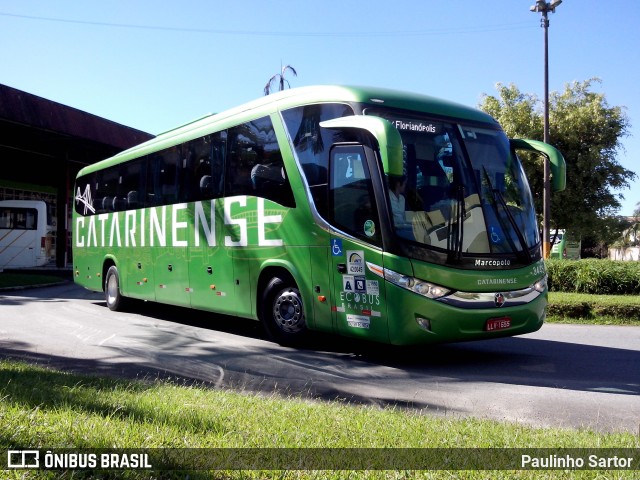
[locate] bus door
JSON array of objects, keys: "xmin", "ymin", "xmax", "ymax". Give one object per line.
[{"xmin": 327, "ymin": 144, "xmax": 389, "ymax": 343}]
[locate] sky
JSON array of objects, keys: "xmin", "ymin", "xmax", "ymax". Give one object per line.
[{"xmin": 1, "ymin": 1, "xmax": 639, "ymax": 215}]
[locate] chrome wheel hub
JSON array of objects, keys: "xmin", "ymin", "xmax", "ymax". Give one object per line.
[{"xmin": 273, "ymin": 288, "xmax": 304, "ymax": 333}]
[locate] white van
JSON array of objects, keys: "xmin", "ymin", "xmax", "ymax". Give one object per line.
[{"xmin": 0, "ymin": 200, "xmax": 53, "ymax": 269}]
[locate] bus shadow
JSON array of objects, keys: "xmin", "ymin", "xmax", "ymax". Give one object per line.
[
  {"xmin": 4, "ymin": 283, "xmax": 638, "ymax": 421},
  {"xmin": 96, "ymin": 298, "xmax": 640, "ymax": 402}
]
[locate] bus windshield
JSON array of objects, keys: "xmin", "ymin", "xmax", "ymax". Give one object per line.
[{"xmin": 367, "ymin": 109, "xmax": 539, "ymax": 259}]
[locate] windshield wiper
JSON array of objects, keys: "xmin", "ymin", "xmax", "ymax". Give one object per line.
[
  {"xmin": 446, "ymin": 183, "xmax": 465, "ymax": 261},
  {"xmin": 481, "ymin": 167, "xmax": 532, "ymax": 262}
]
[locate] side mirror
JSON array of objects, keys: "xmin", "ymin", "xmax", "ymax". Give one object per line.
[
  {"xmin": 320, "ymin": 115, "xmax": 404, "ymax": 177},
  {"xmin": 510, "ymin": 138, "xmax": 566, "ymax": 192}
]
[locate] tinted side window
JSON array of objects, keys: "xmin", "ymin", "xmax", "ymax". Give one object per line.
[
  {"xmin": 0, "ymin": 208, "xmax": 38, "ymax": 230},
  {"xmin": 96, "ymin": 168, "xmax": 120, "ymax": 213},
  {"xmin": 330, "ymin": 145, "xmax": 382, "ymax": 246},
  {"xmin": 76, "ymin": 118, "xmax": 296, "ymax": 216},
  {"xmin": 188, "ymin": 132, "xmax": 227, "ymax": 201},
  {"xmin": 227, "ymin": 116, "xmax": 295, "ymax": 207},
  {"xmin": 282, "ymin": 103, "xmax": 354, "ymax": 218},
  {"xmin": 120, "ymin": 159, "xmax": 147, "ymax": 210},
  {"xmin": 74, "ymin": 172, "xmax": 97, "ymax": 215},
  {"xmin": 149, "ymin": 146, "xmax": 184, "ymax": 206},
  {"xmin": 0, "ymin": 208, "xmax": 10, "ymax": 228}
]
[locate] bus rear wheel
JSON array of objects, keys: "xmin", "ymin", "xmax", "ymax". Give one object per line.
[
  {"xmin": 261, "ymin": 275, "xmax": 307, "ymax": 346},
  {"xmin": 105, "ymin": 265, "xmax": 127, "ymax": 311}
]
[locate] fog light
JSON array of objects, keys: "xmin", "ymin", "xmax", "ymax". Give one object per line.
[{"xmin": 416, "ymin": 317, "xmax": 432, "ymax": 332}]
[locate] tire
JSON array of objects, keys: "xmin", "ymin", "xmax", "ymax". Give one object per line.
[
  {"xmin": 105, "ymin": 265, "xmax": 127, "ymax": 311},
  {"xmin": 261, "ymin": 275, "xmax": 307, "ymax": 346}
]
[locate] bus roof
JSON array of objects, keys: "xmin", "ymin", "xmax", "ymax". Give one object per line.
[{"xmin": 77, "ymin": 85, "xmax": 499, "ymax": 176}]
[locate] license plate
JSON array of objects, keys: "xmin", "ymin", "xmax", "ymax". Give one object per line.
[{"xmin": 485, "ymin": 316, "xmax": 511, "ymax": 332}]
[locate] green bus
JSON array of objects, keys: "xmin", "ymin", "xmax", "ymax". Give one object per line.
[
  {"xmin": 550, "ymin": 229, "xmax": 581, "ymax": 260},
  {"xmin": 73, "ymin": 85, "xmax": 565, "ymax": 346}
]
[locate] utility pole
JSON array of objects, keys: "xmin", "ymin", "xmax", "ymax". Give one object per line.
[{"xmin": 530, "ymin": 0, "xmax": 562, "ymax": 258}]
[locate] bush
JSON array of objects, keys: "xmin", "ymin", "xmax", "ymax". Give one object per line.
[
  {"xmin": 545, "ymin": 258, "xmax": 640, "ymax": 294},
  {"xmin": 547, "ymin": 291, "xmax": 640, "ymax": 323},
  {"xmin": 546, "ymin": 301, "xmax": 591, "ymax": 318}
]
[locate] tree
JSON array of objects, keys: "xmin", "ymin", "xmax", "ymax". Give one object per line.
[
  {"xmin": 479, "ymin": 78, "xmax": 635, "ymax": 245},
  {"xmin": 264, "ymin": 64, "xmax": 297, "ymax": 96},
  {"xmin": 618, "ymin": 201, "xmax": 640, "ymax": 247}
]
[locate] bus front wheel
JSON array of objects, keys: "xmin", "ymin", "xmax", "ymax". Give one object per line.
[
  {"xmin": 105, "ymin": 265, "xmax": 126, "ymax": 311},
  {"xmin": 261, "ymin": 275, "xmax": 307, "ymax": 346}
]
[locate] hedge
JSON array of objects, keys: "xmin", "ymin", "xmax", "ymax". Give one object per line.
[
  {"xmin": 547, "ymin": 301, "xmax": 640, "ymax": 321},
  {"xmin": 545, "ymin": 258, "xmax": 640, "ymax": 295}
]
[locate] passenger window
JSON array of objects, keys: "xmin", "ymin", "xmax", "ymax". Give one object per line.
[
  {"xmin": 329, "ymin": 145, "xmax": 381, "ymax": 246},
  {"xmin": 74, "ymin": 172, "xmax": 98, "ymax": 215},
  {"xmin": 0, "ymin": 209, "xmax": 10, "ymax": 228},
  {"xmin": 226, "ymin": 116, "xmax": 295, "ymax": 207},
  {"xmin": 96, "ymin": 168, "xmax": 120, "ymax": 213},
  {"xmin": 150, "ymin": 146, "xmax": 182, "ymax": 206},
  {"xmin": 189, "ymin": 132, "xmax": 226, "ymax": 201},
  {"xmin": 282, "ymin": 103, "xmax": 354, "ymax": 218},
  {"xmin": 120, "ymin": 159, "xmax": 146, "ymax": 210}
]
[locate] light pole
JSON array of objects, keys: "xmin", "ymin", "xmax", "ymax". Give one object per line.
[{"xmin": 530, "ymin": 0, "xmax": 561, "ymax": 259}]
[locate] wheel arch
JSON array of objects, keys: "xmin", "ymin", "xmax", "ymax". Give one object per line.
[
  {"xmin": 101, "ymin": 256, "xmax": 118, "ymax": 293},
  {"xmin": 257, "ymin": 261, "xmax": 313, "ymax": 345},
  {"xmin": 256, "ymin": 259, "xmax": 315, "ymax": 323},
  {"xmin": 256, "ymin": 262, "xmax": 298, "ymax": 315}
]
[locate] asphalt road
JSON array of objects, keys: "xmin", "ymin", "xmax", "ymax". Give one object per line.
[{"xmin": 1, "ymin": 282, "xmax": 638, "ymax": 434}]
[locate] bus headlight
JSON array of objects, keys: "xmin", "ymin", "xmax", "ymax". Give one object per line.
[
  {"xmin": 533, "ymin": 275, "xmax": 547, "ymax": 293},
  {"xmin": 367, "ymin": 262, "xmax": 451, "ymax": 300}
]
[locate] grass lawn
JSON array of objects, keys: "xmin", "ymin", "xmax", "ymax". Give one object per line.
[
  {"xmin": 0, "ymin": 360, "xmax": 638, "ymax": 479},
  {"xmin": 547, "ymin": 292, "xmax": 640, "ymax": 326},
  {"xmin": 1, "ymin": 281, "xmax": 639, "ymax": 477}
]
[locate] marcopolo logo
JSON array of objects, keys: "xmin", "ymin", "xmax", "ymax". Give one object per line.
[{"xmin": 475, "ymin": 258, "xmax": 512, "ymax": 267}]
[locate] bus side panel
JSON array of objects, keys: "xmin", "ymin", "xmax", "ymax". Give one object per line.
[
  {"xmin": 72, "ymin": 249, "xmax": 104, "ymax": 293},
  {"xmin": 152, "ymin": 244, "xmax": 190, "ymax": 307},
  {"xmin": 0, "ymin": 229, "xmax": 37, "ymax": 268},
  {"xmin": 189, "ymin": 200, "xmax": 239, "ymax": 316},
  {"xmin": 151, "ymin": 205, "xmax": 191, "ymax": 308},
  {"xmin": 124, "ymin": 244, "xmax": 156, "ymax": 301},
  {"xmin": 220, "ymin": 196, "xmax": 258, "ymax": 319},
  {"xmin": 73, "ymin": 214, "xmax": 105, "ymax": 292},
  {"xmin": 226, "ymin": 198, "xmax": 328, "ymax": 325},
  {"xmin": 226, "ymin": 197, "xmax": 301, "ymax": 320},
  {"xmin": 308, "ymin": 245, "xmax": 335, "ymax": 334}
]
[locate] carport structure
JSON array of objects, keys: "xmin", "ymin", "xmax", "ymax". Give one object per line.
[{"xmin": 0, "ymin": 83, "xmax": 153, "ymax": 267}]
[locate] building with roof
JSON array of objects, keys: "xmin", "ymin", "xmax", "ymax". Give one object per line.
[{"xmin": 0, "ymin": 84, "xmax": 153, "ymax": 267}]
